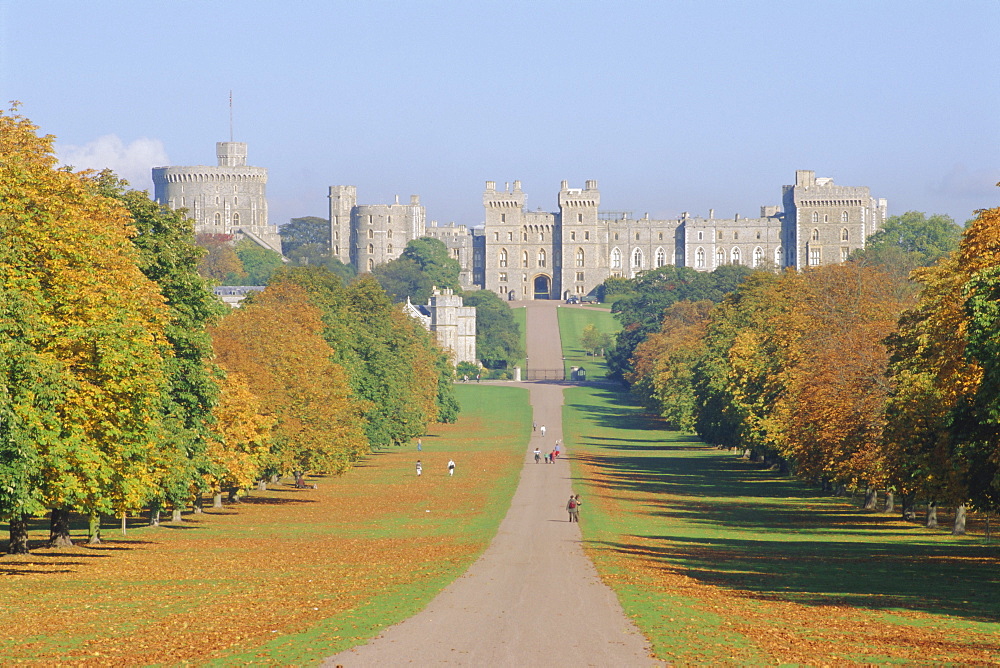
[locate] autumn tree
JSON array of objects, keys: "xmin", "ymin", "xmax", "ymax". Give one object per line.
[
  {"xmin": 196, "ymin": 233, "xmax": 245, "ymax": 283},
  {"xmin": 1, "ymin": 107, "xmax": 171, "ymax": 551},
  {"xmin": 210, "ymin": 281, "xmax": 369, "ymax": 483}
]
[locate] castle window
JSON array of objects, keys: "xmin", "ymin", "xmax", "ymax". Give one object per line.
[
  {"xmin": 368, "ymin": 229, "xmax": 374, "ymax": 239},
  {"xmin": 368, "ymin": 259, "xmax": 374, "ymax": 271},
  {"xmin": 775, "ymin": 247, "xmax": 783, "ymax": 266},
  {"xmin": 734, "ymin": 231, "xmax": 739, "ymax": 240},
  {"xmin": 232, "ymin": 212, "xmax": 240, "ymax": 225},
  {"xmin": 522, "ymin": 250, "xmax": 529, "ymax": 267},
  {"xmin": 234, "ymin": 196, "xmax": 238, "ymax": 206},
  {"xmin": 841, "ymin": 247, "xmax": 850, "ymax": 262},
  {"xmin": 698, "ymin": 231, "xmax": 704, "ymax": 241},
  {"xmin": 214, "ymin": 212, "xmax": 221, "ymax": 225},
  {"xmin": 756, "ymin": 231, "xmax": 761, "ymax": 240},
  {"xmin": 812, "ymin": 228, "xmax": 820, "ymax": 242},
  {"xmin": 501, "ymin": 213, "xmax": 506, "ymax": 223},
  {"xmin": 632, "ymin": 248, "xmax": 642, "ymax": 268},
  {"xmin": 614, "ymin": 233, "xmax": 619, "ymax": 241},
  {"xmin": 334, "ymin": 245, "xmax": 339, "ymax": 254},
  {"xmin": 655, "ymin": 247, "xmax": 665, "ymax": 268},
  {"xmin": 334, "ymin": 230, "xmax": 339, "ymax": 240},
  {"xmin": 812, "ymin": 211, "xmax": 819, "ymax": 223},
  {"xmin": 576, "ymin": 248, "xmax": 585, "ymax": 267},
  {"xmin": 523, "ymin": 232, "xmax": 528, "ymax": 241},
  {"xmin": 842, "ymin": 211, "xmax": 849, "ymax": 223},
  {"xmin": 368, "ymin": 243, "xmax": 374, "ymax": 254},
  {"xmin": 809, "ymin": 248, "xmax": 821, "ymax": 266},
  {"xmin": 181, "ymin": 197, "xmax": 186, "ymax": 207},
  {"xmin": 824, "ymin": 214, "xmax": 829, "ymax": 223},
  {"xmin": 731, "ymin": 247, "xmax": 741, "ymax": 265},
  {"xmin": 537, "ymin": 249, "xmax": 546, "ymax": 267},
  {"xmin": 540, "ymin": 232, "xmax": 545, "ymax": 242},
  {"xmin": 508, "ymin": 231, "xmax": 513, "ymax": 241},
  {"xmin": 841, "ymin": 228, "xmax": 849, "ymax": 241},
  {"xmin": 499, "ymin": 272, "xmax": 508, "ymax": 282},
  {"xmin": 612, "ymin": 248, "xmax": 622, "ymax": 269},
  {"xmin": 717, "ymin": 230, "xmax": 723, "ymax": 240},
  {"xmin": 216, "ymin": 196, "xmax": 220, "ymax": 205},
  {"xmin": 696, "ymin": 247, "xmax": 706, "ymax": 268},
  {"xmin": 577, "ymin": 213, "xmax": 583, "ymax": 223},
  {"xmin": 753, "ymin": 247, "xmax": 764, "ymax": 268},
  {"xmin": 635, "ymin": 232, "xmax": 640, "ymax": 241},
  {"xmin": 453, "ymin": 249, "xmax": 460, "ymax": 257},
  {"xmin": 658, "ymin": 232, "xmax": 663, "ymax": 241},
  {"xmin": 494, "ymin": 232, "xmax": 499, "ymax": 241},
  {"xmin": 570, "ymin": 231, "xmax": 576, "ymax": 241},
  {"xmin": 576, "ymin": 271, "xmax": 584, "ymax": 281},
  {"xmin": 387, "ymin": 244, "xmax": 394, "ymax": 254},
  {"xmin": 584, "ymin": 231, "xmax": 590, "ymax": 241},
  {"xmin": 499, "ymin": 249, "xmax": 508, "ymax": 267},
  {"xmin": 387, "ymin": 229, "xmax": 393, "ymax": 239},
  {"xmin": 716, "ymin": 248, "xmax": 725, "ymax": 266},
  {"xmin": 369, "ymin": 215, "xmax": 373, "ymax": 224}
]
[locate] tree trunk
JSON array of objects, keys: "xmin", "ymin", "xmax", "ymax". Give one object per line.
[
  {"xmin": 257, "ymin": 479, "xmax": 267, "ymax": 491},
  {"xmin": 49, "ymin": 508, "xmax": 74, "ymax": 548},
  {"xmin": 901, "ymin": 494, "xmax": 915, "ymax": 521},
  {"xmin": 863, "ymin": 488, "xmax": 878, "ymax": 510},
  {"xmin": 192, "ymin": 496, "xmax": 203, "ymax": 514},
  {"xmin": 926, "ymin": 501, "xmax": 938, "ymax": 528},
  {"xmin": 228, "ymin": 487, "xmax": 242, "ymax": 503},
  {"xmin": 9, "ymin": 514, "xmax": 30, "ymax": 554},
  {"xmin": 149, "ymin": 506, "xmax": 160, "ymax": 526},
  {"xmin": 213, "ymin": 492, "xmax": 223, "ymax": 508},
  {"xmin": 295, "ymin": 471, "xmax": 306, "ymax": 488},
  {"xmin": 884, "ymin": 491, "xmax": 895, "ymax": 514},
  {"xmin": 835, "ymin": 483, "xmax": 847, "ymax": 497},
  {"xmin": 270, "ymin": 473, "xmax": 280, "ymax": 484},
  {"xmin": 87, "ymin": 513, "xmax": 102, "ymax": 545},
  {"xmin": 953, "ymin": 504, "xmax": 966, "ymax": 535},
  {"xmin": 171, "ymin": 507, "xmax": 183, "ymax": 523}
]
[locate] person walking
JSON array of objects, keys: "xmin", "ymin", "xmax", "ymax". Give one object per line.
[
  {"xmin": 416, "ymin": 460, "xmax": 422, "ymax": 477},
  {"xmin": 417, "ymin": 438, "xmax": 422, "ymax": 452},
  {"xmin": 448, "ymin": 459, "xmax": 455, "ymax": 476},
  {"xmin": 574, "ymin": 494, "xmax": 582, "ymax": 520},
  {"xmin": 533, "ymin": 448, "xmax": 541, "ymax": 463},
  {"xmin": 533, "ymin": 421, "xmax": 537, "ymax": 432},
  {"xmin": 566, "ymin": 495, "xmax": 579, "ymax": 522},
  {"xmin": 540, "ymin": 425, "xmax": 546, "ymax": 437}
]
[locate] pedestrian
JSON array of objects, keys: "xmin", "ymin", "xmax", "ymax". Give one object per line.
[
  {"xmin": 416, "ymin": 460, "xmax": 422, "ymax": 476},
  {"xmin": 476, "ymin": 373, "xmax": 481, "ymax": 383},
  {"xmin": 534, "ymin": 448, "xmax": 541, "ymax": 463},
  {"xmin": 554, "ymin": 440, "xmax": 561, "ymax": 456},
  {"xmin": 550, "ymin": 450, "xmax": 556, "ymax": 463},
  {"xmin": 544, "ymin": 453, "xmax": 550, "ymax": 464},
  {"xmin": 417, "ymin": 438, "xmax": 422, "ymax": 452},
  {"xmin": 448, "ymin": 459, "xmax": 455, "ymax": 476},
  {"xmin": 566, "ymin": 494, "xmax": 579, "ymax": 522},
  {"xmin": 540, "ymin": 425, "xmax": 546, "ymax": 437},
  {"xmin": 574, "ymin": 494, "xmax": 582, "ymax": 519},
  {"xmin": 533, "ymin": 421, "xmax": 537, "ymax": 431}
]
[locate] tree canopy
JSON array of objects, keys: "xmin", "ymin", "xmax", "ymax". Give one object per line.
[
  {"xmin": 462, "ymin": 290, "xmax": 524, "ymax": 369},
  {"xmin": 373, "ymin": 237, "xmax": 461, "ymax": 304}
]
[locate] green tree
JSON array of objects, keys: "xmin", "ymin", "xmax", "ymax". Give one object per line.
[
  {"xmin": 852, "ymin": 211, "xmax": 962, "ymax": 274},
  {"xmin": 462, "ymin": 290, "xmax": 524, "ymax": 368},
  {"xmin": 279, "ymin": 216, "xmax": 330, "ymax": 256},
  {"xmin": 373, "ymin": 237, "xmax": 462, "ymax": 304},
  {"xmin": 234, "ymin": 238, "xmax": 285, "ymax": 285}
]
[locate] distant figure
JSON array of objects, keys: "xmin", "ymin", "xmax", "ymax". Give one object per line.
[
  {"xmin": 534, "ymin": 448, "xmax": 541, "ymax": 463},
  {"xmin": 476, "ymin": 373, "xmax": 481, "ymax": 383},
  {"xmin": 554, "ymin": 440, "xmax": 561, "ymax": 456},
  {"xmin": 574, "ymin": 494, "xmax": 582, "ymax": 519},
  {"xmin": 566, "ymin": 495, "xmax": 579, "ymax": 522},
  {"xmin": 540, "ymin": 425, "xmax": 546, "ymax": 437},
  {"xmin": 448, "ymin": 459, "xmax": 455, "ymax": 476},
  {"xmin": 417, "ymin": 438, "xmax": 422, "ymax": 452},
  {"xmin": 533, "ymin": 421, "xmax": 537, "ymax": 431},
  {"xmin": 550, "ymin": 450, "xmax": 556, "ymax": 463},
  {"xmin": 416, "ymin": 460, "xmax": 422, "ymax": 476},
  {"xmin": 544, "ymin": 453, "xmax": 550, "ymax": 464}
]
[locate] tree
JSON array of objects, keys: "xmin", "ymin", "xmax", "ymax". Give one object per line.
[
  {"xmin": 280, "ymin": 216, "xmax": 330, "ymax": 256},
  {"xmin": 209, "ymin": 281, "xmax": 369, "ymax": 480},
  {"xmin": 462, "ymin": 290, "xmax": 524, "ymax": 369},
  {"xmin": 234, "ymin": 238, "xmax": 284, "ymax": 285},
  {"xmin": 1, "ymin": 106, "xmax": 171, "ymax": 551},
  {"xmin": 579, "ymin": 324, "xmax": 612, "ymax": 357},
  {"xmin": 373, "ymin": 257, "xmax": 431, "ymax": 303},
  {"xmin": 852, "ymin": 211, "xmax": 962, "ymax": 274},
  {"xmin": 196, "ymin": 234, "xmax": 245, "ymax": 283}
]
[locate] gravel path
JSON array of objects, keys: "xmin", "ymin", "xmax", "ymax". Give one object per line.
[{"xmin": 324, "ymin": 301, "xmax": 656, "ymax": 667}]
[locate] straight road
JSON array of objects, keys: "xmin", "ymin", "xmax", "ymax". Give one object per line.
[{"xmin": 325, "ymin": 300, "xmax": 655, "ymax": 667}]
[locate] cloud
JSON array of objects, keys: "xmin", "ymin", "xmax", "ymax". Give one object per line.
[
  {"xmin": 56, "ymin": 135, "xmax": 169, "ymax": 193},
  {"xmin": 931, "ymin": 164, "xmax": 1000, "ymax": 200}
]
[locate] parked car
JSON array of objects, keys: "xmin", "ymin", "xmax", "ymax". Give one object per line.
[
  {"xmin": 565, "ymin": 296, "xmax": 580, "ymax": 304},
  {"xmin": 580, "ymin": 295, "xmax": 599, "ymax": 304}
]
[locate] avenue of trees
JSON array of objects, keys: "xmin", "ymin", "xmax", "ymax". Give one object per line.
[
  {"xmin": 619, "ymin": 209, "xmax": 1000, "ymax": 528},
  {"xmin": 0, "ymin": 108, "xmax": 458, "ymax": 553}
]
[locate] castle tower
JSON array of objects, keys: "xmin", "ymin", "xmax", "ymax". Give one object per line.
[
  {"xmin": 152, "ymin": 142, "xmax": 280, "ymax": 253},
  {"xmin": 328, "ymin": 185, "xmax": 356, "ymax": 265},
  {"xmin": 483, "ymin": 180, "xmax": 531, "ymax": 299},
  {"xmin": 558, "ymin": 180, "xmax": 602, "ymax": 298},
  {"xmin": 782, "ymin": 170, "xmax": 887, "ymax": 269},
  {"xmin": 331, "ymin": 187, "xmax": 426, "ymax": 273}
]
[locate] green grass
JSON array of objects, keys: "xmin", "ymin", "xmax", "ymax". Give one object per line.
[
  {"xmin": 556, "ymin": 305, "xmax": 620, "ymax": 380},
  {"xmin": 561, "ymin": 384, "xmax": 1000, "ymax": 664}
]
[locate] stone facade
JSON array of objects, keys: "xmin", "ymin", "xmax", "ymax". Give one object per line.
[
  {"xmin": 153, "ymin": 142, "xmax": 281, "ymax": 253},
  {"xmin": 404, "ymin": 288, "xmax": 477, "ymax": 365},
  {"xmin": 333, "ymin": 170, "xmax": 887, "ymax": 300},
  {"xmin": 328, "ymin": 186, "xmax": 425, "ymax": 272}
]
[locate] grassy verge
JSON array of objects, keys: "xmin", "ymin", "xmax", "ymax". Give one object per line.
[
  {"xmin": 563, "ymin": 384, "xmax": 1000, "ymax": 665},
  {"xmin": 510, "ymin": 304, "xmax": 527, "ymax": 374},
  {"xmin": 556, "ymin": 305, "xmax": 620, "ymax": 380},
  {"xmin": 0, "ymin": 383, "xmax": 530, "ymax": 666}
]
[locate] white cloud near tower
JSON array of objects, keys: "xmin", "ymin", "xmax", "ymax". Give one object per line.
[{"xmin": 56, "ymin": 135, "xmax": 169, "ymax": 194}]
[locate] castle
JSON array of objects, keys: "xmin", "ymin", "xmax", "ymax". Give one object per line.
[
  {"xmin": 331, "ymin": 170, "xmax": 887, "ymax": 300},
  {"xmin": 403, "ymin": 288, "xmax": 477, "ymax": 365},
  {"xmin": 152, "ymin": 142, "xmax": 282, "ymax": 253}
]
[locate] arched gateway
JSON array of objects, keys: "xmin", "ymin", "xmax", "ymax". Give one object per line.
[{"xmin": 533, "ymin": 274, "xmax": 551, "ymax": 299}]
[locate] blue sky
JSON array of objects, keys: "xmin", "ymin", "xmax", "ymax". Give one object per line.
[{"xmin": 3, "ymin": 1, "xmax": 997, "ymax": 228}]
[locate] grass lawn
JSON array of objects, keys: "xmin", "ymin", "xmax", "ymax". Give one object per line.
[
  {"xmin": 563, "ymin": 384, "xmax": 1000, "ymax": 665},
  {"xmin": 0, "ymin": 384, "xmax": 531, "ymax": 666},
  {"xmin": 510, "ymin": 304, "xmax": 527, "ymax": 375},
  {"xmin": 556, "ymin": 305, "xmax": 620, "ymax": 380}
]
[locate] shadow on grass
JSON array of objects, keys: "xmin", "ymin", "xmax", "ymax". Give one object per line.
[
  {"xmin": 239, "ymin": 496, "xmax": 317, "ymax": 506},
  {"xmin": 573, "ymin": 386, "xmax": 1000, "ymax": 624}
]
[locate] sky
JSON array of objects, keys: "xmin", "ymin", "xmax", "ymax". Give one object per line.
[{"xmin": 2, "ymin": 1, "xmax": 998, "ymax": 228}]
